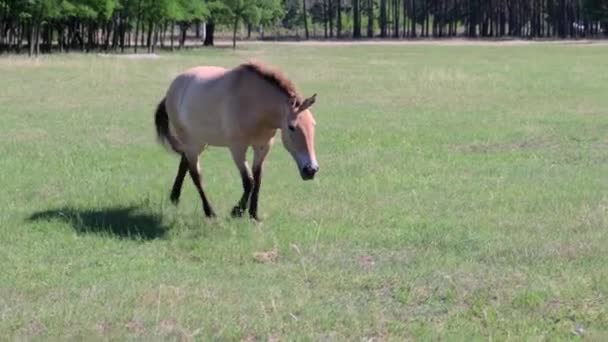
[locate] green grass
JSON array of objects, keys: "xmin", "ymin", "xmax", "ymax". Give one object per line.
[{"xmin": 1, "ymin": 43, "xmax": 607, "ymax": 340}]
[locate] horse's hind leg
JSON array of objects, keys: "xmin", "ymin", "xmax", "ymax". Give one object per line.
[
  {"xmin": 184, "ymin": 151, "xmax": 216, "ymax": 218},
  {"xmin": 229, "ymin": 145, "xmax": 253, "ymax": 217},
  {"xmin": 169, "ymin": 154, "xmax": 188, "ymax": 205}
]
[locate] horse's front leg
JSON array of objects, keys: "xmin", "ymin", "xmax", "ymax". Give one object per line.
[
  {"xmin": 249, "ymin": 143, "xmax": 271, "ymax": 221},
  {"xmin": 229, "ymin": 145, "xmax": 253, "ymax": 217}
]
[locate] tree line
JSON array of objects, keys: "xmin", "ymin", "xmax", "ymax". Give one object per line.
[
  {"xmin": 303, "ymin": 0, "xmax": 607, "ymax": 39},
  {"xmin": 1, "ymin": 0, "xmax": 607, "ymax": 55}
]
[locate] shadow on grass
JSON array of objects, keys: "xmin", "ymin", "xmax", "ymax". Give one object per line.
[{"xmin": 28, "ymin": 206, "xmax": 168, "ymax": 240}]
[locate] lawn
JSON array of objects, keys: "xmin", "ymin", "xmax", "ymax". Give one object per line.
[{"xmin": 1, "ymin": 42, "xmax": 607, "ymax": 340}]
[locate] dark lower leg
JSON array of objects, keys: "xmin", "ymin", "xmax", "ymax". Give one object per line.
[
  {"xmin": 249, "ymin": 166, "xmax": 262, "ymax": 220},
  {"xmin": 231, "ymin": 168, "xmax": 253, "ymax": 217},
  {"xmin": 187, "ymin": 164, "xmax": 215, "ymax": 218},
  {"xmin": 170, "ymin": 155, "xmax": 188, "ymax": 204}
]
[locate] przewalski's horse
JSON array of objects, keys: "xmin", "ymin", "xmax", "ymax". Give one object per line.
[{"xmin": 154, "ymin": 62, "xmax": 319, "ymax": 220}]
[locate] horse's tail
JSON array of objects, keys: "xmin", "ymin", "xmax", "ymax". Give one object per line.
[{"xmin": 154, "ymin": 98, "xmax": 181, "ymax": 154}]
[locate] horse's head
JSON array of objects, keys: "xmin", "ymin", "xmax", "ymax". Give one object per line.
[{"xmin": 281, "ymin": 94, "xmax": 319, "ymax": 180}]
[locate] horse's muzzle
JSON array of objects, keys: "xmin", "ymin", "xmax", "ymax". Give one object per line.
[{"xmin": 301, "ymin": 164, "xmax": 319, "ymax": 180}]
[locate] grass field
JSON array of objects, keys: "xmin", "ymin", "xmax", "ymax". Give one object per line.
[{"xmin": 1, "ymin": 43, "xmax": 607, "ymax": 340}]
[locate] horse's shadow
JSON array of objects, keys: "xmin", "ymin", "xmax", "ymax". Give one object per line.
[{"xmin": 28, "ymin": 206, "xmax": 168, "ymax": 240}]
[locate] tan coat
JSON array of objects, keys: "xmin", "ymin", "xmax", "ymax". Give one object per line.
[{"xmin": 154, "ymin": 62, "xmax": 319, "ymax": 220}]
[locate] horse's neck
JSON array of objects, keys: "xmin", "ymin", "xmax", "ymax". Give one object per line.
[{"xmin": 240, "ymin": 79, "xmax": 285, "ymax": 130}]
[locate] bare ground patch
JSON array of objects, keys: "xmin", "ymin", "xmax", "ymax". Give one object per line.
[{"xmin": 23, "ymin": 319, "xmax": 46, "ymax": 337}]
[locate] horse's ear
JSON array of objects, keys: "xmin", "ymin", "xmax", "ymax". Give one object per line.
[
  {"xmin": 297, "ymin": 93, "xmax": 317, "ymax": 113},
  {"xmin": 289, "ymin": 96, "xmax": 299, "ymax": 108}
]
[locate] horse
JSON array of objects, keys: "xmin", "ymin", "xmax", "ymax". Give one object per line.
[{"xmin": 154, "ymin": 61, "xmax": 319, "ymax": 221}]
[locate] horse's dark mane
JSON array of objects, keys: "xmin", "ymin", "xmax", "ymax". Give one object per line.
[{"xmin": 238, "ymin": 61, "xmax": 303, "ymax": 105}]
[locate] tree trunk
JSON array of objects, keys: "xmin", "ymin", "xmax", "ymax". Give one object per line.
[
  {"xmin": 170, "ymin": 21, "xmax": 175, "ymax": 50},
  {"xmin": 387, "ymin": 0, "xmax": 391, "ymax": 36},
  {"xmin": 203, "ymin": 22, "xmax": 214, "ymax": 46},
  {"xmin": 134, "ymin": 0, "xmax": 142, "ymax": 52},
  {"xmin": 59, "ymin": 25, "xmax": 64, "ymax": 53},
  {"xmin": 329, "ymin": 0, "xmax": 334, "ymax": 37},
  {"xmin": 367, "ymin": 0, "xmax": 374, "ymax": 37},
  {"xmin": 500, "ymin": 5, "xmax": 505, "ymax": 36},
  {"xmin": 492, "ymin": 2, "xmax": 498, "ymax": 37},
  {"xmin": 519, "ymin": 0, "xmax": 524, "ymax": 37},
  {"xmin": 469, "ymin": 0, "xmax": 476, "ymax": 37},
  {"xmin": 232, "ymin": 18, "xmax": 239, "ymax": 49},
  {"xmin": 152, "ymin": 24, "xmax": 158, "ymax": 52},
  {"xmin": 68, "ymin": 20, "xmax": 73, "ymax": 50},
  {"xmin": 34, "ymin": 21, "xmax": 41, "ymax": 56},
  {"xmin": 403, "ymin": 0, "xmax": 407, "ymax": 37},
  {"xmin": 561, "ymin": 0, "xmax": 567, "ymax": 38},
  {"xmin": 411, "ymin": 0, "xmax": 416, "ymax": 37},
  {"xmin": 100, "ymin": 23, "xmax": 106, "ymax": 49},
  {"xmin": 424, "ymin": 1, "xmax": 430, "ymax": 37},
  {"xmin": 531, "ymin": 0, "xmax": 536, "ymax": 37},
  {"xmin": 28, "ymin": 21, "xmax": 34, "ymax": 56},
  {"xmin": 18, "ymin": 21, "xmax": 25, "ymax": 53},
  {"xmin": 112, "ymin": 16, "xmax": 119, "ymax": 50},
  {"xmin": 440, "ymin": 0, "xmax": 446, "ymax": 37},
  {"xmin": 160, "ymin": 21, "xmax": 166, "ymax": 48},
  {"xmin": 48, "ymin": 23, "xmax": 53, "ymax": 52},
  {"xmin": 179, "ymin": 23, "xmax": 187, "ymax": 48},
  {"xmin": 337, "ymin": 0, "xmax": 342, "ymax": 38},
  {"xmin": 392, "ymin": 0, "xmax": 399, "ymax": 38},
  {"xmin": 482, "ymin": 14, "xmax": 489, "ymax": 37},
  {"xmin": 120, "ymin": 16, "xmax": 126, "ymax": 52},
  {"xmin": 34, "ymin": 0, "xmax": 43, "ymax": 56},
  {"xmin": 146, "ymin": 19, "xmax": 153, "ymax": 53},
  {"xmin": 104, "ymin": 20, "xmax": 111, "ymax": 51},
  {"xmin": 5, "ymin": 22, "xmax": 9, "ymax": 52},
  {"xmin": 324, "ymin": 0, "xmax": 329, "ymax": 38},
  {"xmin": 303, "ymin": 0, "xmax": 310, "ymax": 39},
  {"xmin": 0, "ymin": 5, "xmax": 4, "ymax": 52},
  {"xmin": 353, "ymin": 0, "xmax": 361, "ymax": 38},
  {"xmin": 541, "ymin": 0, "xmax": 546, "ymax": 37},
  {"xmin": 380, "ymin": 0, "xmax": 387, "ymax": 37},
  {"xmin": 9, "ymin": 23, "xmax": 15, "ymax": 52},
  {"xmin": 17, "ymin": 22, "xmax": 23, "ymax": 53},
  {"xmin": 87, "ymin": 22, "xmax": 94, "ymax": 52},
  {"xmin": 42, "ymin": 22, "xmax": 50, "ymax": 53}
]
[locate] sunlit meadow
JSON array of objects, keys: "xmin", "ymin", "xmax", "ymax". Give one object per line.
[{"xmin": 1, "ymin": 42, "xmax": 607, "ymax": 339}]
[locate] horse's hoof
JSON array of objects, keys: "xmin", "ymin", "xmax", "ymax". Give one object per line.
[
  {"xmin": 249, "ymin": 213, "xmax": 261, "ymax": 222},
  {"xmin": 169, "ymin": 193, "xmax": 180, "ymax": 205},
  {"xmin": 203, "ymin": 209, "xmax": 216, "ymax": 218},
  {"xmin": 231, "ymin": 206, "xmax": 245, "ymax": 218}
]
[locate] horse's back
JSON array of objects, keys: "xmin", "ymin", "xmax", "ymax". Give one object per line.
[
  {"xmin": 166, "ymin": 66, "xmax": 228, "ymax": 109},
  {"xmin": 165, "ymin": 66, "xmax": 233, "ymax": 148},
  {"xmin": 181, "ymin": 66, "xmax": 228, "ymax": 81}
]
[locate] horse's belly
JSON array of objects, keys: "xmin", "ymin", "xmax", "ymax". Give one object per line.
[
  {"xmin": 175, "ymin": 94, "xmax": 231, "ymax": 148},
  {"xmin": 183, "ymin": 115, "xmax": 231, "ymax": 147},
  {"xmin": 195, "ymin": 129, "xmax": 230, "ymax": 147}
]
